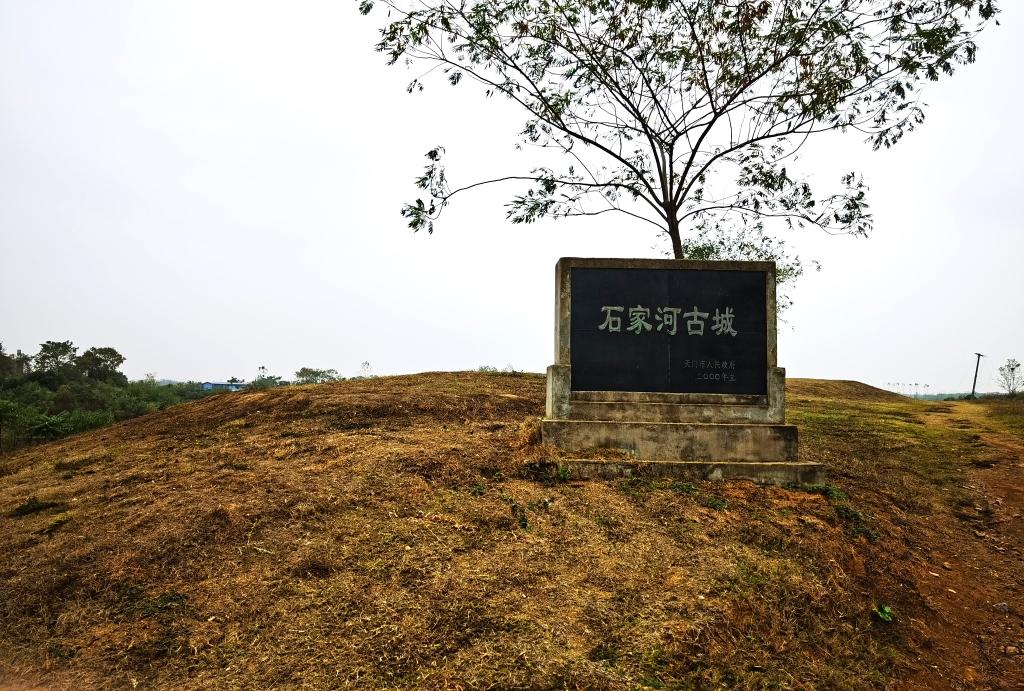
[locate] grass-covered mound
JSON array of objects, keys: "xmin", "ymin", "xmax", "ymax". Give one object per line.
[{"xmin": 1, "ymin": 373, "xmax": 1022, "ymax": 689}]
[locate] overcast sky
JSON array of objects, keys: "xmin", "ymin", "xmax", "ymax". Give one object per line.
[{"xmin": 1, "ymin": 1, "xmax": 1021, "ymax": 393}]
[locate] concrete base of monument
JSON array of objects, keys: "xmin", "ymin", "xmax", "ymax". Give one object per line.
[
  {"xmin": 548, "ymin": 459, "xmax": 824, "ymax": 485},
  {"xmin": 541, "ymin": 419, "xmax": 813, "ymax": 485},
  {"xmin": 542, "ymin": 419, "xmax": 799, "ymax": 462}
]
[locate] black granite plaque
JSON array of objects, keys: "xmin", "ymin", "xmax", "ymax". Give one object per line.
[{"xmin": 569, "ymin": 267, "xmax": 768, "ymax": 394}]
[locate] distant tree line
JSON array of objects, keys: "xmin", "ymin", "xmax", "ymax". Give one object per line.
[
  {"xmin": 0, "ymin": 341, "xmax": 220, "ymax": 453},
  {"xmin": 293, "ymin": 367, "xmax": 343, "ymax": 385},
  {"xmin": 0, "ymin": 341, "xmax": 373, "ymax": 452}
]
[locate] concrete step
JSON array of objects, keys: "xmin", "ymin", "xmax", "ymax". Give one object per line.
[
  {"xmin": 566, "ymin": 400, "xmax": 779, "ymax": 424},
  {"xmin": 545, "ymin": 459, "xmax": 824, "ymax": 485},
  {"xmin": 542, "ymin": 419, "xmax": 799, "ymax": 463}
]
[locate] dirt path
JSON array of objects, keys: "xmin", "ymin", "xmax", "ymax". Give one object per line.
[{"xmin": 909, "ymin": 402, "xmax": 1024, "ymax": 689}]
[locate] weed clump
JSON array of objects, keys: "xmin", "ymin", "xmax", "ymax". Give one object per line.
[
  {"xmin": 500, "ymin": 493, "xmax": 529, "ymax": 529},
  {"xmin": 8, "ymin": 496, "xmax": 65, "ymax": 518},
  {"xmin": 39, "ymin": 513, "xmax": 73, "ymax": 536},
  {"xmin": 835, "ymin": 505, "xmax": 879, "ymax": 543},
  {"xmin": 521, "ymin": 461, "xmax": 571, "ymax": 484},
  {"xmin": 702, "ymin": 494, "xmax": 728, "ymax": 511},
  {"xmin": 54, "ymin": 454, "xmax": 105, "ymax": 473},
  {"xmin": 872, "ymin": 603, "xmax": 895, "ymax": 623},
  {"xmin": 588, "ymin": 642, "xmax": 619, "ymax": 664},
  {"xmin": 118, "ymin": 586, "xmax": 189, "ymax": 619},
  {"xmin": 787, "ymin": 482, "xmax": 848, "ymax": 501},
  {"xmin": 47, "ymin": 643, "xmax": 75, "ymax": 660}
]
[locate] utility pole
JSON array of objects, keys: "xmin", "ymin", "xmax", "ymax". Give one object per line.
[{"xmin": 971, "ymin": 353, "xmax": 984, "ymax": 399}]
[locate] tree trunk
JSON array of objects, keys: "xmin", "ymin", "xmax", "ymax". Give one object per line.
[{"xmin": 666, "ymin": 212, "xmax": 683, "ymax": 259}]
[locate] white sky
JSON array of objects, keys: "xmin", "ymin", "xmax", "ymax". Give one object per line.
[{"xmin": 1, "ymin": 1, "xmax": 1021, "ymax": 393}]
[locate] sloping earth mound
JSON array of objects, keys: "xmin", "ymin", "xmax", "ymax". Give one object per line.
[
  {"xmin": 1, "ymin": 373, "xmax": 1022, "ymax": 689},
  {"xmin": 789, "ymin": 378, "xmax": 906, "ymax": 404}
]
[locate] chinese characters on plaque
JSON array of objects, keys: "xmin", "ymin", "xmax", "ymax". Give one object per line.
[
  {"xmin": 596, "ymin": 305, "xmax": 740, "ymax": 382},
  {"xmin": 682, "ymin": 358, "xmax": 738, "ymax": 382},
  {"xmin": 568, "ymin": 265, "xmax": 766, "ymax": 394},
  {"xmin": 597, "ymin": 305, "xmax": 738, "ymax": 337}
]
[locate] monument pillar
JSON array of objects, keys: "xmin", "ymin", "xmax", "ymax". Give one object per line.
[{"xmin": 541, "ymin": 257, "xmax": 822, "ymax": 484}]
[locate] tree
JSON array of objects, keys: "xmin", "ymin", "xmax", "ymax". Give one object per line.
[
  {"xmin": 33, "ymin": 340, "xmax": 77, "ymax": 375},
  {"xmin": 249, "ymin": 366, "xmax": 284, "ymax": 390},
  {"xmin": 294, "ymin": 367, "xmax": 343, "ymax": 385},
  {"xmin": 0, "ymin": 400, "xmax": 22, "ymax": 454},
  {"xmin": 31, "ymin": 340, "xmax": 79, "ymax": 389},
  {"xmin": 998, "ymin": 358, "xmax": 1021, "ymax": 396},
  {"xmin": 362, "ymin": 0, "xmax": 998, "ymax": 275},
  {"xmin": 0, "ymin": 343, "xmax": 11, "ymax": 382},
  {"xmin": 76, "ymin": 347, "xmax": 128, "ymax": 385}
]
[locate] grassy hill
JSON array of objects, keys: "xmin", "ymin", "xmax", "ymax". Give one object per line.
[{"xmin": 1, "ymin": 373, "xmax": 1022, "ymax": 689}]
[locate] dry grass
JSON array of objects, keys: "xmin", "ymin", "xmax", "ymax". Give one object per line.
[
  {"xmin": 0, "ymin": 372, "xmax": 1021, "ymax": 689},
  {"xmin": 788, "ymin": 378, "xmax": 906, "ymax": 404},
  {"xmin": 970, "ymin": 396, "xmax": 1024, "ymax": 441}
]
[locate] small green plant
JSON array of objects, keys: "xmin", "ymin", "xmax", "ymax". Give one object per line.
[
  {"xmin": 617, "ymin": 477, "xmax": 655, "ymax": 497},
  {"xmin": 787, "ymin": 482, "xmax": 848, "ymax": 501},
  {"xmin": 669, "ymin": 480, "xmax": 697, "ymax": 494},
  {"xmin": 468, "ymin": 482, "xmax": 485, "ymax": 497},
  {"xmin": 511, "ymin": 502, "xmax": 528, "ymax": 529},
  {"xmin": 500, "ymin": 493, "xmax": 529, "ymax": 529},
  {"xmin": 640, "ymin": 646, "xmax": 669, "ymax": 684},
  {"xmin": 588, "ymin": 642, "xmax": 618, "ymax": 664},
  {"xmin": 522, "ymin": 461, "xmax": 571, "ymax": 484},
  {"xmin": 476, "ymin": 365, "xmax": 499, "ymax": 373},
  {"xmin": 872, "ymin": 603, "xmax": 895, "ymax": 623},
  {"xmin": 835, "ymin": 505, "xmax": 879, "ymax": 543},
  {"xmin": 481, "ymin": 465, "xmax": 505, "ymax": 481},
  {"xmin": 526, "ymin": 498, "xmax": 552, "ymax": 512},
  {"xmin": 702, "ymin": 495, "xmax": 727, "ymax": 511},
  {"xmin": 47, "ymin": 643, "xmax": 75, "ymax": 660}
]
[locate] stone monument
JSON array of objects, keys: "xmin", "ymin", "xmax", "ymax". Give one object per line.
[{"xmin": 542, "ymin": 257, "xmax": 822, "ymax": 484}]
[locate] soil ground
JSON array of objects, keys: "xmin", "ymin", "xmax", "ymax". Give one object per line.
[{"xmin": 1, "ymin": 373, "xmax": 1022, "ymax": 689}]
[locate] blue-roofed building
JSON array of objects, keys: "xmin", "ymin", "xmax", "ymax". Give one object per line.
[{"xmin": 200, "ymin": 381, "xmax": 248, "ymax": 392}]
